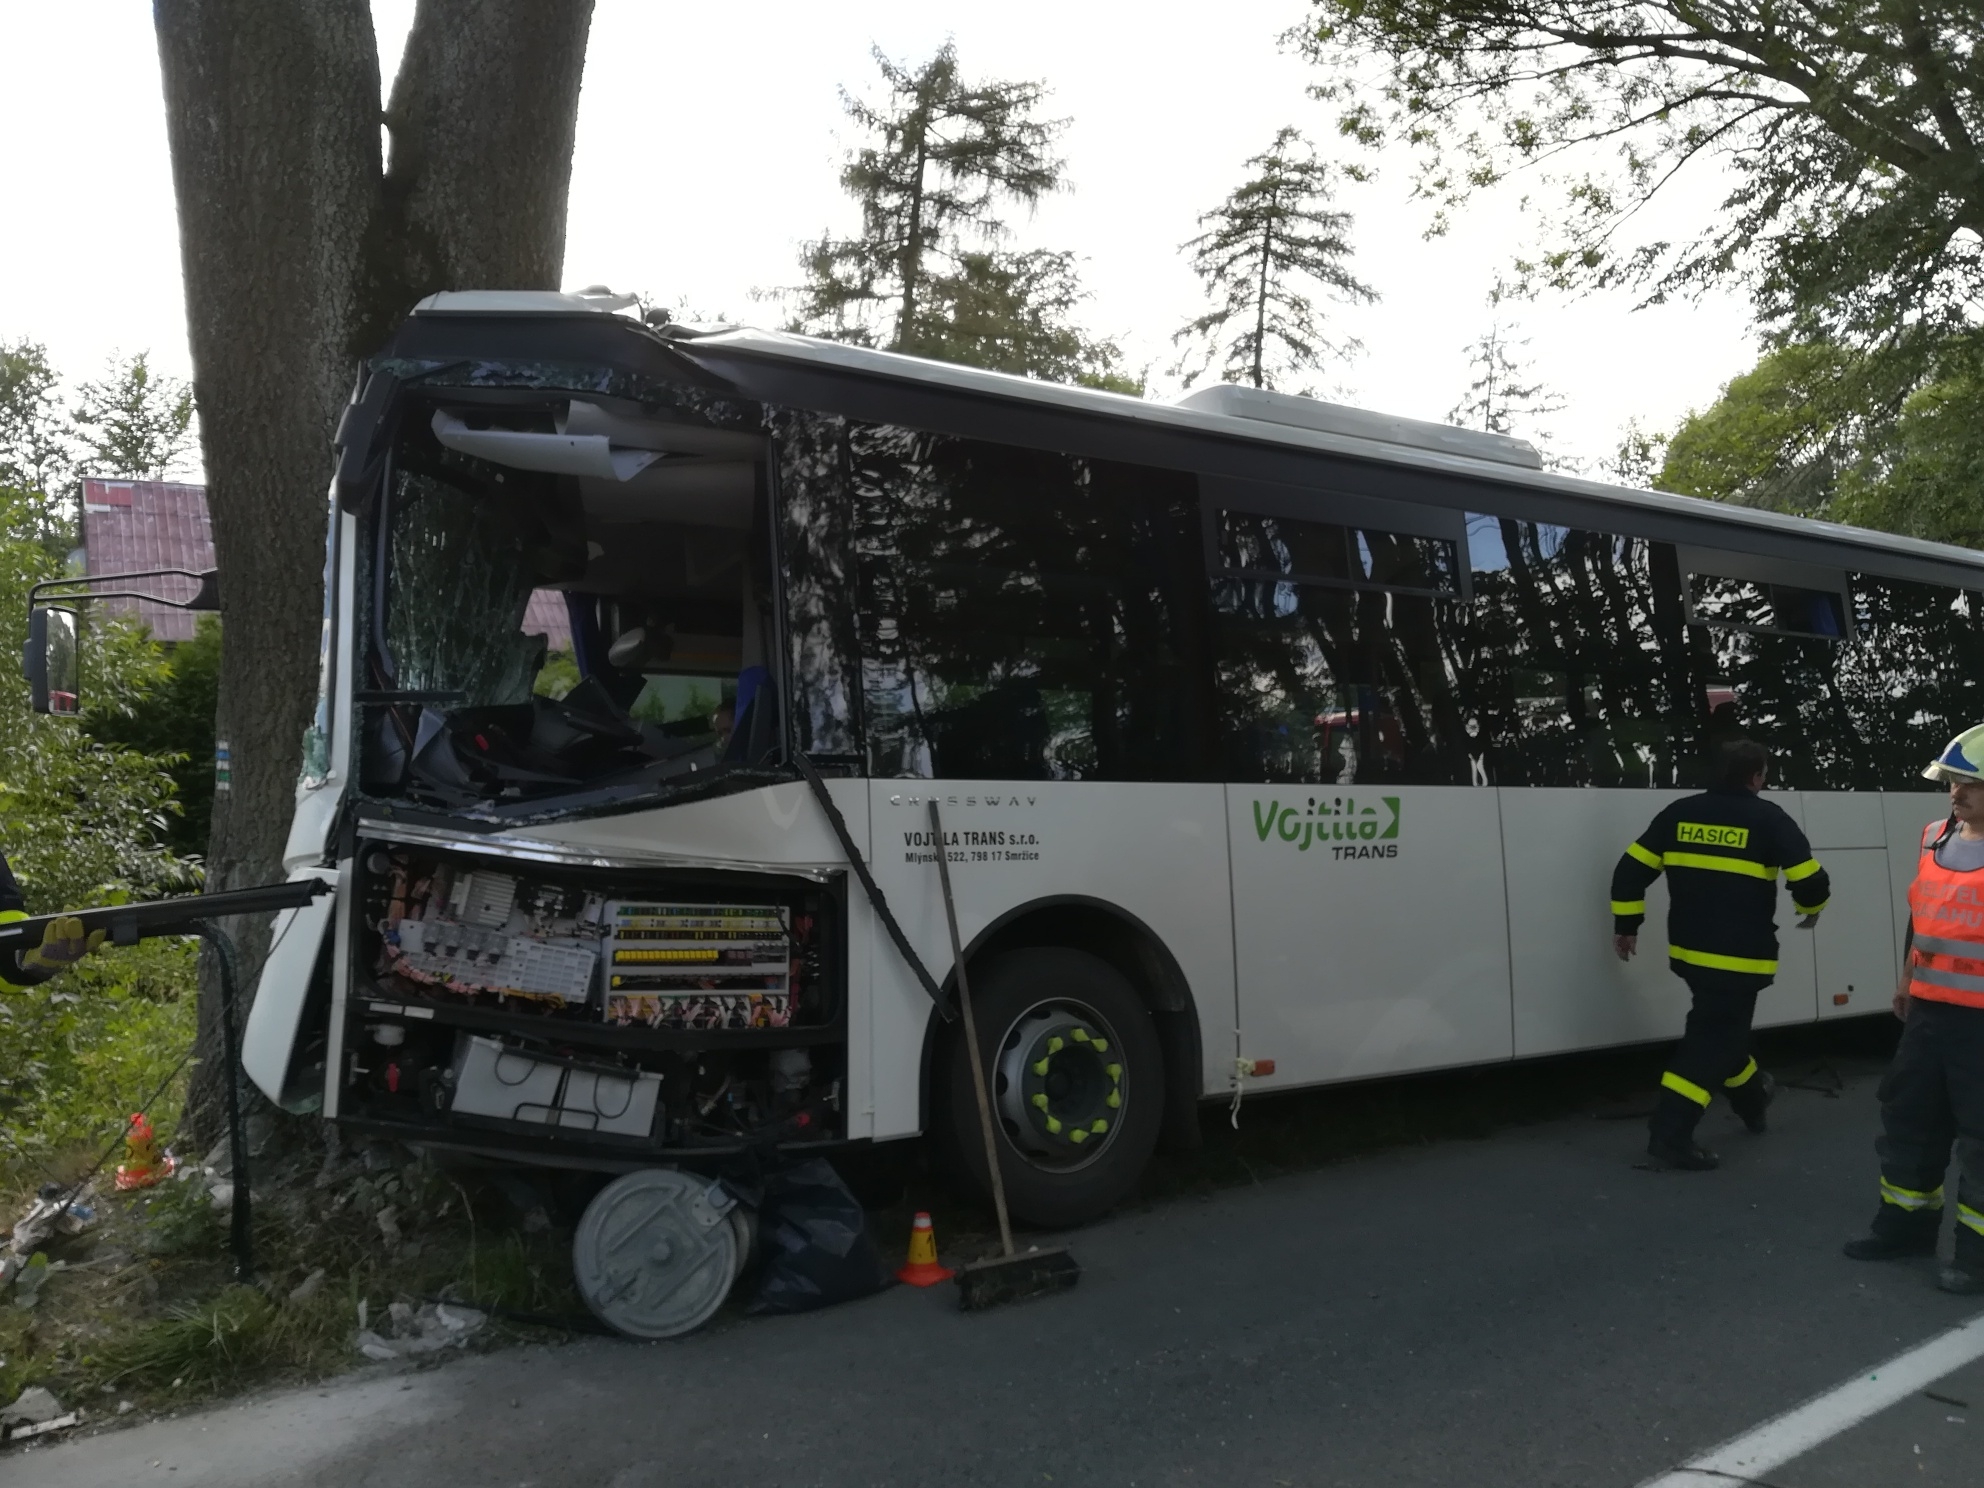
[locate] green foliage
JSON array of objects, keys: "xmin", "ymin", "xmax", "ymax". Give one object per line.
[
  {"xmin": 93, "ymin": 1285, "xmax": 290, "ymax": 1393},
  {"xmin": 1657, "ymin": 335, "xmax": 1984, "ymax": 551},
  {"xmin": 1832, "ymin": 352, "xmax": 1984, "ymax": 549},
  {"xmin": 628, "ymin": 674, "xmax": 722, "ymax": 726},
  {"xmin": 85, "ymin": 614, "xmax": 222, "ymax": 857},
  {"xmin": 134, "ymin": 1158, "xmax": 226, "ymax": 1258},
  {"xmin": 1609, "ymin": 419, "xmax": 1668, "ymax": 489},
  {"xmin": 1174, "ymin": 127, "xmax": 1375, "ymax": 392},
  {"xmin": 70, "ymin": 352, "xmax": 197, "ymax": 482},
  {"xmin": 0, "ymin": 340, "xmax": 75, "ymax": 559},
  {"xmin": 0, "ymin": 940, "xmax": 199, "ymax": 1187},
  {"xmin": 794, "ymin": 42, "xmax": 1064, "ymax": 348},
  {"xmin": 909, "ymin": 248, "xmax": 1140, "ymax": 393},
  {"xmin": 1656, "ymin": 343, "xmax": 1865, "ymax": 515},
  {"xmin": 0, "ymin": 565, "xmax": 192, "ymax": 910},
  {"xmin": 1294, "ymin": 3, "xmax": 1983, "ymax": 355},
  {"xmin": 790, "ymin": 44, "xmax": 1129, "ymax": 390},
  {"xmin": 531, "ymin": 647, "xmax": 580, "ymax": 701},
  {"xmin": 0, "ymin": 460, "xmax": 200, "ymax": 1188}
]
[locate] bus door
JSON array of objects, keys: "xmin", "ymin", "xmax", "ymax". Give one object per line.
[{"xmin": 1207, "ymin": 482, "xmax": 1516, "ymax": 1089}]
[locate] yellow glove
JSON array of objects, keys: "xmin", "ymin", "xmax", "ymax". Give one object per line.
[{"xmin": 22, "ymin": 916, "xmax": 105, "ymax": 971}]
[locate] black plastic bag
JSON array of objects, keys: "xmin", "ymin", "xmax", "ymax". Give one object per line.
[{"xmin": 747, "ymin": 1158, "xmax": 893, "ymax": 1315}]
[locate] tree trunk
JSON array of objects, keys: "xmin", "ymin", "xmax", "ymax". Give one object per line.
[
  {"xmin": 361, "ymin": 1, "xmax": 593, "ymax": 348},
  {"xmin": 154, "ymin": 0, "xmax": 594, "ymax": 1143}
]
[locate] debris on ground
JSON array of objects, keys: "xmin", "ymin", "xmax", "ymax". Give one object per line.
[
  {"xmin": 9, "ymin": 1183, "xmax": 98, "ymax": 1257},
  {"xmin": 0, "ymin": 1384, "xmax": 63, "ymax": 1427},
  {"xmin": 3, "ymin": 1411, "xmax": 79, "ymax": 1443},
  {"xmin": 173, "ymin": 1141, "xmax": 239, "ymax": 1209},
  {"xmin": 288, "ymin": 1267, "xmax": 326, "ymax": 1304},
  {"xmin": 0, "ymin": 1384, "xmax": 79, "ymax": 1441},
  {"xmin": 749, "ymin": 1159, "xmax": 893, "ymax": 1317},
  {"xmin": 353, "ymin": 1300, "xmax": 485, "ymax": 1361}
]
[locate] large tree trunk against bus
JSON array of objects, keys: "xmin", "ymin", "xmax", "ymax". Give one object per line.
[{"xmin": 154, "ymin": 0, "xmax": 594, "ymax": 1145}]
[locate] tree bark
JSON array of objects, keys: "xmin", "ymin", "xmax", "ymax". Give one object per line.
[
  {"xmin": 153, "ymin": 0, "xmax": 594, "ymax": 1141},
  {"xmin": 361, "ymin": 0, "xmax": 593, "ymax": 348}
]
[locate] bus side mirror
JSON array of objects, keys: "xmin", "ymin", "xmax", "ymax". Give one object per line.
[{"xmin": 25, "ymin": 606, "xmax": 80, "ymax": 717}]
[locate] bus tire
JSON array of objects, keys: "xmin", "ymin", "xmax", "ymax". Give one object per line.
[{"xmin": 937, "ymin": 946, "xmax": 1164, "ymax": 1229}]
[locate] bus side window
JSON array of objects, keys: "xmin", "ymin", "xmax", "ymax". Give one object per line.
[
  {"xmin": 1680, "ymin": 549, "xmax": 1858, "ymax": 788},
  {"xmin": 842, "ymin": 425, "xmax": 1214, "ymax": 783},
  {"xmin": 1464, "ymin": 518, "xmax": 1707, "ymax": 788},
  {"xmin": 1210, "ymin": 500, "xmax": 1472, "ymax": 788},
  {"xmin": 1829, "ymin": 573, "xmax": 1984, "ymax": 788}
]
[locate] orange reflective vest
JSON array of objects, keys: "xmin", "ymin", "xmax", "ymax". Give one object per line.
[{"xmin": 1907, "ymin": 820, "xmax": 1984, "ymax": 1010}]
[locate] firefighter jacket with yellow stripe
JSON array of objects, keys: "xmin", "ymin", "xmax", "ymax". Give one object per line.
[{"xmin": 1609, "ymin": 785, "xmax": 1830, "ymax": 977}]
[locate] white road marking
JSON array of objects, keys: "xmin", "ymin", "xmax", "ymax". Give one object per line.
[{"xmin": 1635, "ymin": 1310, "xmax": 1984, "ymax": 1487}]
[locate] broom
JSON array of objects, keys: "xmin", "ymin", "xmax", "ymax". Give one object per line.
[{"xmin": 928, "ymin": 802, "xmax": 1081, "ymax": 1310}]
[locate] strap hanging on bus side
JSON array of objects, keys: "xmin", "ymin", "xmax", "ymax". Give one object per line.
[{"xmin": 793, "ymin": 752, "xmax": 954, "ymax": 1020}]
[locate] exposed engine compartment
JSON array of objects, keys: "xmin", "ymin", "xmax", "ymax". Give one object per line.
[{"xmin": 337, "ymin": 841, "xmax": 845, "ymax": 1158}]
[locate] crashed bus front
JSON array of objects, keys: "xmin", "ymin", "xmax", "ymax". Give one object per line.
[{"xmin": 243, "ymin": 292, "xmax": 861, "ymax": 1179}]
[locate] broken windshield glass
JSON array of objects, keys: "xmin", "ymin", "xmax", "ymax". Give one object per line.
[
  {"xmin": 387, "ymin": 472, "xmax": 543, "ymax": 705},
  {"xmin": 360, "ymin": 398, "xmax": 778, "ymax": 820}
]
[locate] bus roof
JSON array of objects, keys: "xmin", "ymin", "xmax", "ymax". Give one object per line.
[
  {"xmin": 403, "ymin": 294, "xmax": 1984, "ymax": 588},
  {"xmin": 683, "ymin": 324, "xmax": 1984, "ymax": 584}
]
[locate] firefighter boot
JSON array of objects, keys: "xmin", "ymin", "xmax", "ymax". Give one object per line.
[
  {"xmin": 1646, "ymin": 1087, "xmax": 1718, "ymax": 1170},
  {"xmin": 1645, "ymin": 1138, "xmax": 1720, "ymax": 1171},
  {"xmin": 1843, "ymin": 1202, "xmax": 1941, "ymax": 1261},
  {"xmin": 1938, "ymin": 1218, "xmax": 1984, "ymax": 1295},
  {"xmin": 1726, "ymin": 1068, "xmax": 1776, "ymax": 1136}
]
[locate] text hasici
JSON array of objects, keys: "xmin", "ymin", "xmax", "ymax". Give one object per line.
[{"xmin": 1254, "ymin": 797, "xmax": 1402, "ymax": 858}]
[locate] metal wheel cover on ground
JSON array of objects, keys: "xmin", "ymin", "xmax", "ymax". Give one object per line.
[
  {"xmin": 996, "ymin": 1001, "xmax": 1125, "ymax": 1170},
  {"xmin": 573, "ymin": 1167, "xmax": 739, "ymax": 1339}
]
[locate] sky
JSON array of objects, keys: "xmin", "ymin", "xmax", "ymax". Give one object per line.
[{"xmin": 0, "ymin": 1, "xmax": 1760, "ymax": 477}]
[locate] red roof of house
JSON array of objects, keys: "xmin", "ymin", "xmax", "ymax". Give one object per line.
[{"xmin": 80, "ymin": 479, "xmax": 214, "ymax": 643}]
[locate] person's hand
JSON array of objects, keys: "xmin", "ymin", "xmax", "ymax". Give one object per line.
[
  {"xmin": 1614, "ymin": 934, "xmax": 1637, "ymax": 962},
  {"xmin": 1796, "ymin": 914, "xmax": 1820, "ymax": 930},
  {"xmin": 21, "ymin": 916, "xmax": 104, "ymax": 971},
  {"xmin": 1894, "ymin": 986, "xmax": 1911, "ymax": 1020}
]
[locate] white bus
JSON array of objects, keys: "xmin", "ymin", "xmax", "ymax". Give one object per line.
[{"xmin": 244, "ymin": 290, "xmax": 1973, "ymax": 1229}]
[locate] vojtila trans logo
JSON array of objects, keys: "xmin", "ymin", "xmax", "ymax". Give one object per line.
[{"xmin": 1252, "ymin": 796, "xmax": 1402, "ymax": 857}]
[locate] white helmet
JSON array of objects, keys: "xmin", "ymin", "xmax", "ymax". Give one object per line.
[{"xmin": 1923, "ymin": 724, "xmax": 1984, "ymax": 785}]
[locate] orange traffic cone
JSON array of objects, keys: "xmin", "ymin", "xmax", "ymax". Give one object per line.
[
  {"xmin": 113, "ymin": 1113, "xmax": 175, "ymax": 1191},
  {"xmin": 896, "ymin": 1211, "xmax": 954, "ymax": 1286}
]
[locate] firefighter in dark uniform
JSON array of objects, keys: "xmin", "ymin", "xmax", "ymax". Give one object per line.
[
  {"xmin": 1844, "ymin": 725, "xmax": 1984, "ymax": 1293},
  {"xmin": 1610, "ymin": 738, "xmax": 1830, "ymax": 1169},
  {"xmin": 0, "ymin": 854, "xmax": 103, "ymax": 989}
]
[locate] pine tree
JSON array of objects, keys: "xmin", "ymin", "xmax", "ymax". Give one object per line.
[
  {"xmin": 70, "ymin": 352, "xmax": 196, "ymax": 481},
  {"xmin": 790, "ymin": 43, "xmax": 1128, "ymax": 389},
  {"xmin": 1173, "ymin": 128, "xmax": 1376, "ymax": 393},
  {"xmin": 1448, "ymin": 281, "xmax": 1563, "ymax": 444},
  {"xmin": 913, "ymin": 249, "xmax": 1139, "ymax": 393}
]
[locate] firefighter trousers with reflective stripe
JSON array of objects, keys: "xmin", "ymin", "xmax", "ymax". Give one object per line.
[
  {"xmin": 1875, "ymin": 996, "xmax": 1984, "ymax": 1259},
  {"xmin": 1651, "ymin": 969, "xmax": 1771, "ymax": 1148}
]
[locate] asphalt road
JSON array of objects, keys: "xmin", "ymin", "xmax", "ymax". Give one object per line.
[{"xmin": 15, "ymin": 1044, "xmax": 1984, "ymax": 1488}]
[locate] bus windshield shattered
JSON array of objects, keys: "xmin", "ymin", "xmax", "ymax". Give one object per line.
[{"xmin": 357, "ymin": 394, "xmax": 782, "ymax": 823}]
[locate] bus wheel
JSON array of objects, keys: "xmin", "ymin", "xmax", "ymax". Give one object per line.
[{"xmin": 938, "ymin": 946, "xmax": 1164, "ymax": 1229}]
